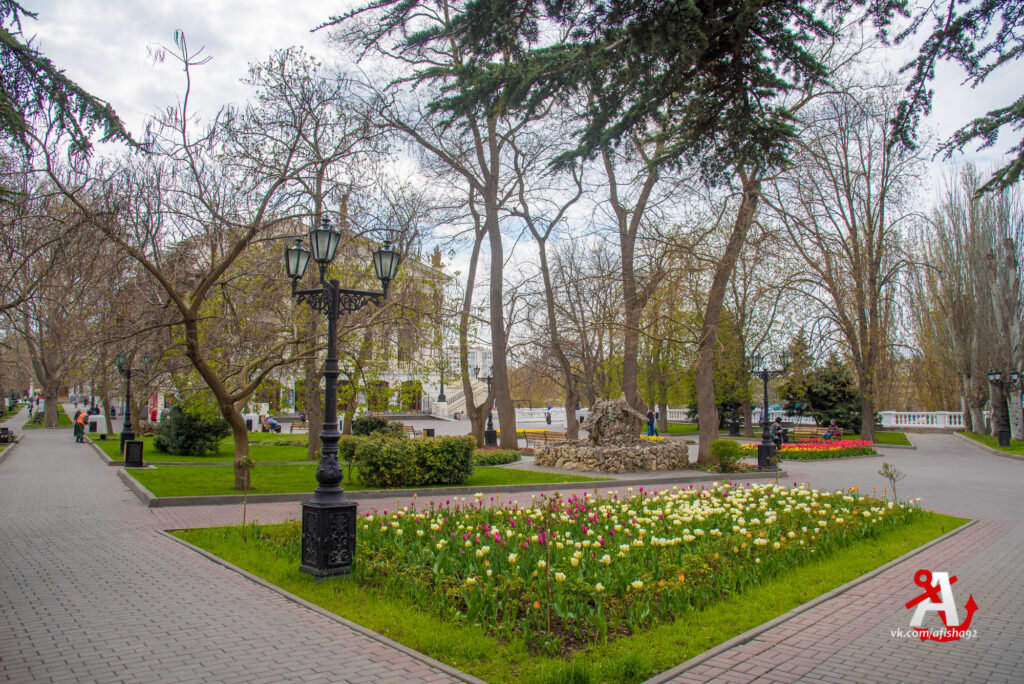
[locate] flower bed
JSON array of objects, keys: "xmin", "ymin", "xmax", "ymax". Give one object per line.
[
  {"xmin": 257, "ymin": 483, "xmax": 917, "ymax": 653},
  {"xmin": 741, "ymin": 438, "xmax": 877, "ymax": 460}
]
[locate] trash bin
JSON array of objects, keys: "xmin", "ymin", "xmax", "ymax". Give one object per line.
[
  {"xmin": 89, "ymin": 421, "xmax": 97, "ymax": 433},
  {"xmin": 423, "ymin": 428, "xmax": 435, "ymax": 437},
  {"xmin": 123, "ymin": 440, "xmax": 144, "ymax": 468}
]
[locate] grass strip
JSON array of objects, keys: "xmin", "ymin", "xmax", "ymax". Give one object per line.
[
  {"xmin": 957, "ymin": 431, "xmax": 1024, "ymax": 457},
  {"xmin": 22, "ymin": 412, "xmax": 73, "ymax": 429},
  {"xmin": 130, "ymin": 464, "xmax": 607, "ymax": 497},
  {"xmin": 89, "ymin": 435, "xmax": 309, "ymax": 463},
  {"xmin": 177, "ymin": 510, "xmax": 964, "ymax": 684}
]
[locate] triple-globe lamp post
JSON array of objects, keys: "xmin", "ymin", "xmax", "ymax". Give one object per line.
[
  {"xmin": 748, "ymin": 352, "xmax": 790, "ymax": 471},
  {"xmin": 285, "ymin": 216, "xmax": 401, "ymax": 578},
  {"xmin": 987, "ymin": 368, "xmax": 1021, "ymax": 448}
]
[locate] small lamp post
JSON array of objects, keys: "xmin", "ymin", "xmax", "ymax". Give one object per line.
[
  {"xmin": 987, "ymin": 369, "xmax": 1020, "ymax": 448},
  {"xmin": 285, "ymin": 215, "xmax": 401, "ymax": 578},
  {"xmin": 437, "ymin": 359, "xmax": 447, "ymax": 403},
  {"xmin": 748, "ymin": 352, "xmax": 790, "ymax": 470},
  {"xmin": 474, "ymin": 365, "xmax": 497, "ymax": 447},
  {"xmin": 115, "ymin": 352, "xmax": 149, "ymax": 453}
]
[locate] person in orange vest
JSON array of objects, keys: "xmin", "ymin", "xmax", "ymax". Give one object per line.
[{"xmin": 75, "ymin": 411, "xmax": 88, "ymax": 443}]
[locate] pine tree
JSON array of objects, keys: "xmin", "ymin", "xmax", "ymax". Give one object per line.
[{"xmin": 1, "ymin": 0, "xmax": 134, "ymax": 155}]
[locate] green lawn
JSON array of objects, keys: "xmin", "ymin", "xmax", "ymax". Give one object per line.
[
  {"xmin": 130, "ymin": 464, "xmax": 608, "ymax": 497},
  {"xmin": 89, "ymin": 435, "xmax": 310, "ymax": 463},
  {"xmin": 846, "ymin": 432, "xmax": 911, "ymax": 446},
  {"xmin": 958, "ymin": 431, "xmax": 1024, "ymax": 457},
  {"xmin": 22, "ymin": 412, "xmax": 73, "ymax": 429},
  {"xmin": 664, "ymin": 423, "xmax": 700, "ymax": 434},
  {"xmin": 177, "ymin": 511, "xmax": 965, "ymax": 684}
]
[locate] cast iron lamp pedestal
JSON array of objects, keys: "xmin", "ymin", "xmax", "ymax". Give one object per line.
[{"xmin": 285, "ymin": 216, "xmax": 401, "ymax": 578}]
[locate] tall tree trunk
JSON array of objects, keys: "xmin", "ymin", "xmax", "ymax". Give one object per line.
[
  {"xmin": 860, "ymin": 394, "xmax": 876, "ymax": 441},
  {"xmin": 1009, "ymin": 388, "xmax": 1023, "ymax": 440},
  {"xmin": 486, "ymin": 202, "xmax": 517, "ymax": 449},
  {"xmin": 964, "ymin": 373, "xmax": 987, "ymax": 433},
  {"xmin": 742, "ymin": 397, "xmax": 754, "ymax": 437},
  {"xmin": 460, "ymin": 210, "xmax": 491, "ymax": 446},
  {"xmin": 696, "ymin": 174, "xmax": 761, "ymax": 465},
  {"xmin": 43, "ymin": 381, "xmax": 59, "ymax": 427}
]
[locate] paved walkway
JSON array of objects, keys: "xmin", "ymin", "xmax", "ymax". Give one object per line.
[
  {"xmin": 3, "ymin": 409, "xmax": 1023, "ymax": 683},
  {"xmin": 0, "ymin": 408, "xmax": 470, "ymax": 684}
]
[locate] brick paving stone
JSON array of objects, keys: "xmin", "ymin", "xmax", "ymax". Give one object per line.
[
  {"xmin": 655, "ymin": 432, "xmax": 1024, "ymax": 684},
  {"xmin": 0, "ymin": 407, "xmax": 474, "ymax": 683}
]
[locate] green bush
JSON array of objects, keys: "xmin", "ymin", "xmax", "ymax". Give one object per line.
[
  {"xmin": 337, "ymin": 435, "xmax": 361, "ymax": 463},
  {"xmin": 354, "ymin": 436, "xmax": 475, "ymax": 489},
  {"xmin": 414, "ymin": 436, "xmax": 475, "ymax": 486},
  {"xmin": 710, "ymin": 439, "xmax": 743, "ymax": 473},
  {"xmin": 351, "ymin": 415, "xmax": 404, "ymax": 437},
  {"xmin": 473, "ymin": 448, "xmax": 521, "ymax": 466},
  {"xmin": 154, "ymin": 406, "xmax": 230, "ymax": 456},
  {"xmin": 354, "ymin": 437, "xmax": 416, "ymax": 489}
]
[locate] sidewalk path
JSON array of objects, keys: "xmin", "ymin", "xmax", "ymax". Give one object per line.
[
  {"xmin": 656, "ymin": 432, "xmax": 1024, "ymax": 684},
  {"xmin": 3, "ymin": 412, "xmax": 1022, "ymax": 683},
  {"xmin": 0, "ymin": 407, "xmax": 470, "ymax": 684}
]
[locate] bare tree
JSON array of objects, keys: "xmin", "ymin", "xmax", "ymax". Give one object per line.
[{"xmin": 770, "ymin": 87, "xmax": 922, "ymax": 440}]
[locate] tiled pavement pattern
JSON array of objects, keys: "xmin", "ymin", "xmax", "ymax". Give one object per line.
[
  {"xmin": 0, "ymin": 408, "xmax": 470, "ymax": 684},
  {"xmin": 657, "ymin": 433, "xmax": 1024, "ymax": 683},
  {"xmin": 4, "ymin": 406, "xmax": 1024, "ymax": 684}
]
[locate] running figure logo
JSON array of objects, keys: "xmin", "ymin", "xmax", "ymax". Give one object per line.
[{"xmin": 904, "ymin": 569, "xmax": 978, "ymax": 642}]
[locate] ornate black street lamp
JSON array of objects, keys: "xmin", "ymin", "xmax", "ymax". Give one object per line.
[
  {"xmin": 987, "ymin": 368, "xmax": 1020, "ymax": 448},
  {"xmin": 474, "ymin": 365, "xmax": 497, "ymax": 447},
  {"xmin": 115, "ymin": 352, "xmax": 149, "ymax": 452},
  {"xmin": 285, "ymin": 215, "xmax": 401, "ymax": 578},
  {"xmin": 748, "ymin": 352, "xmax": 790, "ymax": 471}
]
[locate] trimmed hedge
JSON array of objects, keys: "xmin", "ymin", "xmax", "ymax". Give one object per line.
[
  {"xmin": 355, "ymin": 435, "xmax": 475, "ymax": 488},
  {"xmin": 473, "ymin": 449, "xmax": 521, "ymax": 466},
  {"xmin": 352, "ymin": 415, "xmax": 404, "ymax": 438}
]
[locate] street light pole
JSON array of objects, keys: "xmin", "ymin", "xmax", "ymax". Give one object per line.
[
  {"xmin": 474, "ymin": 366, "xmax": 497, "ymax": 447},
  {"xmin": 748, "ymin": 352, "xmax": 790, "ymax": 471},
  {"xmin": 987, "ymin": 369, "xmax": 1020, "ymax": 448},
  {"xmin": 285, "ymin": 216, "xmax": 401, "ymax": 578},
  {"xmin": 115, "ymin": 353, "xmax": 149, "ymax": 453}
]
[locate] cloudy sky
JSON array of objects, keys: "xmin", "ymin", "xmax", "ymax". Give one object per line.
[{"xmin": 21, "ymin": 1, "xmax": 1023, "ymax": 172}]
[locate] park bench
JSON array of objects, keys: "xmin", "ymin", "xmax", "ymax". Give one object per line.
[
  {"xmin": 789, "ymin": 426, "xmax": 842, "ymax": 441},
  {"xmin": 31, "ymin": 413, "xmax": 42, "ymax": 425},
  {"xmin": 0, "ymin": 426, "xmax": 14, "ymax": 443},
  {"xmin": 289, "ymin": 420, "xmax": 309, "ymax": 433},
  {"xmin": 521, "ymin": 431, "xmax": 569, "ymax": 448},
  {"xmin": 260, "ymin": 418, "xmax": 282, "ymax": 433},
  {"xmin": 401, "ymin": 424, "xmax": 423, "ymax": 438}
]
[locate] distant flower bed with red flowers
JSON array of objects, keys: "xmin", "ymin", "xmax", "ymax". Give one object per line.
[{"xmin": 742, "ymin": 439, "xmax": 877, "ymax": 460}]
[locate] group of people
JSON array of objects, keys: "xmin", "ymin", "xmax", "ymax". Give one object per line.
[{"xmin": 771, "ymin": 417, "xmax": 843, "ymax": 447}]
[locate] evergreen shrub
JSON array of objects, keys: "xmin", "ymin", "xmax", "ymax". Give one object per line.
[{"xmin": 154, "ymin": 406, "xmax": 230, "ymax": 456}]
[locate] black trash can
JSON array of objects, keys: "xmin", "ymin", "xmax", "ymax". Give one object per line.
[
  {"xmin": 423, "ymin": 428, "xmax": 435, "ymax": 437},
  {"xmin": 123, "ymin": 440, "xmax": 144, "ymax": 468}
]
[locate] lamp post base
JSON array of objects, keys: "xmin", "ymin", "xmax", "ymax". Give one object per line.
[
  {"xmin": 729, "ymin": 420, "xmax": 740, "ymax": 436},
  {"xmin": 299, "ymin": 498, "xmax": 357, "ymax": 578},
  {"xmin": 757, "ymin": 443, "xmax": 777, "ymax": 471},
  {"xmin": 997, "ymin": 429, "xmax": 1011, "ymax": 448},
  {"xmin": 484, "ymin": 428, "xmax": 498, "ymax": 447}
]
